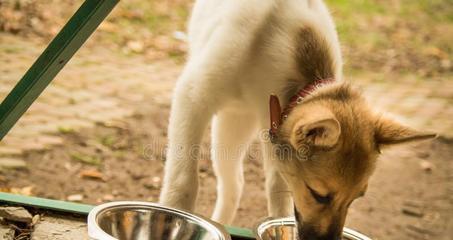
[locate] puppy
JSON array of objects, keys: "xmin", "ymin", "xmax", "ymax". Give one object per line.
[{"xmin": 159, "ymin": 0, "xmax": 436, "ymax": 239}]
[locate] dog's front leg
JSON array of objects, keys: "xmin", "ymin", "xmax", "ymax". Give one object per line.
[
  {"xmin": 160, "ymin": 0, "xmax": 274, "ymax": 211},
  {"xmin": 159, "ymin": 65, "xmax": 216, "ymax": 211},
  {"xmin": 261, "ymin": 141, "xmax": 294, "ymax": 217}
]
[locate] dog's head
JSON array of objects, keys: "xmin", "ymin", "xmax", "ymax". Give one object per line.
[{"xmin": 275, "ymin": 83, "xmax": 436, "ymax": 240}]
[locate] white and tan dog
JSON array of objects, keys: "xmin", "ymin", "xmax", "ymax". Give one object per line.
[{"xmin": 159, "ymin": 0, "xmax": 435, "ymax": 239}]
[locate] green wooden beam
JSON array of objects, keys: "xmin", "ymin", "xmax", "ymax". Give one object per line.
[
  {"xmin": 0, "ymin": 0, "xmax": 119, "ymax": 140},
  {"xmin": 0, "ymin": 192, "xmax": 93, "ymax": 215},
  {"xmin": 0, "ymin": 192, "xmax": 255, "ymax": 239}
]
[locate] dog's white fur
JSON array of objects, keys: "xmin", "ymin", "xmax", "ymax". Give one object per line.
[{"xmin": 160, "ymin": 0, "xmax": 342, "ymax": 224}]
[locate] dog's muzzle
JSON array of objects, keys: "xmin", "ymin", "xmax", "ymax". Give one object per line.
[{"xmin": 294, "ymin": 206, "xmax": 342, "ymax": 240}]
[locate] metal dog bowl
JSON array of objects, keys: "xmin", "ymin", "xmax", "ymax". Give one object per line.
[
  {"xmin": 88, "ymin": 201, "xmax": 231, "ymax": 240},
  {"xmin": 256, "ymin": 217, "xmax": 371, "ymax": 240}
]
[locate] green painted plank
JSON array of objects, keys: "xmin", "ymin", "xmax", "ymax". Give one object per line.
[
  {"xmin": 225, "ymin": 226, "xmax": 255, "ymax": 239},
  {"xmin": 0, "ymin": 0, "xmax": 119, "ymax": 140},
  {"xmin": 0, "ymin": 192, "xmax": 255, "ymax": 239},
  {"xmin": 0, "ymin": 192, "xmax": 93, "ymax": 215}
]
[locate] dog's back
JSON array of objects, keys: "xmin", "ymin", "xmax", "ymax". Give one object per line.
[{"xmin": 184, "ymin": 0, "xmax": 343, "ymax": 115}]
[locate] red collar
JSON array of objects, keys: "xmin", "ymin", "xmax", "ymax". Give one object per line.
[{"xmin": 269, "ymin": 78, "xmax": 334, "ymax": 142}]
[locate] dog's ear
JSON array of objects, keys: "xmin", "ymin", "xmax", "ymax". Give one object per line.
[
  {"xmin": 290, "ymin": 107, "xmax": 341, "ymax": 149},
  {"xmin": 374, "ymin": 117, "xmax": 436, "ymax": 146}
]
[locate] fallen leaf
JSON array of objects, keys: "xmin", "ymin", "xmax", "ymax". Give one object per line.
[
  {"xmin": 152, "ymin": 176, "xmax": 161, "ymax": 182},
  {"xmin": 10, "ymin": 186, "xmax": 34, "ymax": 196},
  {"xmin": 67, "ymin": 194, "xmax": 84, "ymax": 202},
  {"xmin": 102, "ymin": 194, "xmax": 114, "ymax": 201},
  {"xmin": 31, "ymin": 214, "xmax": 40, "ymax": 226},
  {"xmin": 98, "ymin": 21, "xmax": 118, "ymax": 33},
  {"xmin": 126, "ymin": 40, "xmax": 145, "ymax": 53},
  {"xmin": 80, "ymin": 169, "xmax": 105, "ymax": 181},
  {"xmin": 146, "ymin": 196, "xmax": 156, "ymax": 202},
  {"xmin": 420, "ymin": 160, "xmax": 434, "ymax": 172},
  {"xmin": 143, "ymin": 176, "xmax": 162, "ymax": 189},
  {"xmin": 0, "ymin": 187, "xmax": 11, "ymax": 192},
  {"xmin": 70, "ymin": 153, "xmax": 102, "ymax": 166}
]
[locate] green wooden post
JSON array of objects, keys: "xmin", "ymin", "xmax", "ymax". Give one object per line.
[{"xmin": 0, "ymin": 0, "xmax": 119, "ymax": 140}]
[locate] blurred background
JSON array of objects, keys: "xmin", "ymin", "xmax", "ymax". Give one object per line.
[{"xmin": 0, "ymin": 0, "xmax": 452, "ymax": 239}]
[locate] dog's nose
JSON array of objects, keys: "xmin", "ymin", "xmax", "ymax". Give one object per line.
[
  {"xmin": 297, "ymin": 225, "xmax": 342, "ymax": 240},
  {"xmin": 294, "ymin": 206, "xmax": 341, "ymax": 240},
  {"xmin": 298, "ymin": 233, "xmax": 341, "ymax": 240}
]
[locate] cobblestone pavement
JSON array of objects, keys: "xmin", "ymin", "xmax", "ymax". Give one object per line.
[
  {"xmin": 0, "ymin": 33, "xmax": 452, "ymax": 161},
  {"xmin": 0, "ymin": 34, "xmax": 180, "ymax": 158}
]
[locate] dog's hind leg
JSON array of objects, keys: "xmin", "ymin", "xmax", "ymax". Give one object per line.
[{"xmin": 210, "ymin": 110, "xmax": 257, "ymax": 224}]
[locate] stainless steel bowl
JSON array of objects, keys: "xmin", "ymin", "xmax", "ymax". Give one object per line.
[
  {"xmin": 256, "ymin": 217, "xmax": 371, "ymax": 240},
  {"xmin": 88, "ymin": 201, "xmax": 231, "ymax": 240}
]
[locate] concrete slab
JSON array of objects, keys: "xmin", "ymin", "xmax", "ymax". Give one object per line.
[
  {"xmin": 31, "ymin": 214, "xmax": 88, "ymax": 240},
  {"xmin": 0, "ymin": 224, "xmax": 14, "ymax": 240}
]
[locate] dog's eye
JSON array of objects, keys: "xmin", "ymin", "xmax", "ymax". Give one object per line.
[{"xmin": 307, "ymin": 185, "xmax": 332, "ymax": 204}]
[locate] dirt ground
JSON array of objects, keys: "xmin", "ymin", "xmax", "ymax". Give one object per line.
[{"xmin": 1, "ymin": 0, "xmax": 452, "ymax": 240}]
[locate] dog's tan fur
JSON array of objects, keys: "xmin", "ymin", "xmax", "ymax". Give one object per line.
[
  {"xmin": 277, "ymin": 83, "xmax": 435, "ymax": 237},
  {"xmin": 276, "ymin": 23, "xmax": 435, "ymax": 237}
]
